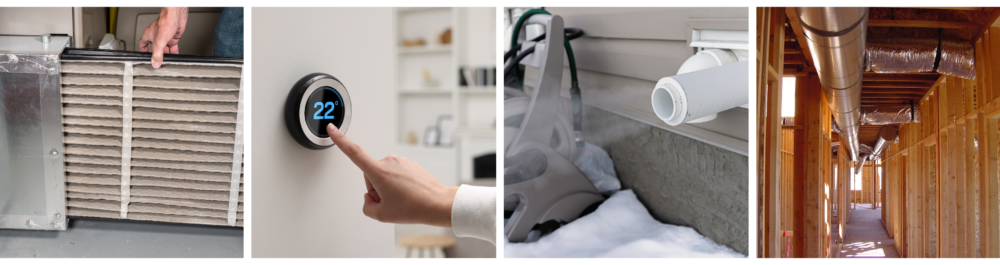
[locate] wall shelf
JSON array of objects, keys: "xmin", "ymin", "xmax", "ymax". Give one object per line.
[
  {"xmin": 398, "ymin": 89, "xmax": 453, "ymax": 95},
  {"xmin": 392, "ymin": 7, "xmax": 497, "ymax": 185},
  {"xmin": 458, "ymin": 87, "xmax": 497, "ymax": 95},
  {"xmin": 398, "ymin": 46, "xmax": 452, "ymax": 55},
  {"xmin": 397, "ymin": 7, "xmax": 450, "ymax": 14}
]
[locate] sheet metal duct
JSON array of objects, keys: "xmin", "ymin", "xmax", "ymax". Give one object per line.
[
  {"xmin": 854, "ymin": 125, "xmax": 897, "ymax": 174},
  {"xmin": 795, "ymin": 7, "xmax": 868, "ymax": 161}
]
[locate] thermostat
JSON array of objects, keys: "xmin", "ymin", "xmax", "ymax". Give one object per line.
[{"xmin": 284, "ymin": 73, "xmax": 353, "ymax": 150}]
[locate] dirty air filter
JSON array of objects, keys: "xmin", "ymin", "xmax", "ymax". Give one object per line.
[{"xmin": 59, "ymin": 49, "xmax": 244, "ymax": 227}]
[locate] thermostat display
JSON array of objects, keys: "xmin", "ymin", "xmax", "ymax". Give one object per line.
[
  {"xmin": 304, "ymin": 86, "xmax": 346, "ymax": 138},
  {"xmin": 285, "ymin": 73, "xmax": 352, "ymax": 150}
]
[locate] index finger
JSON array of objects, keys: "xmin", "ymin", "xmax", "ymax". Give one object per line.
[{"xmin": 327, "ymin": 123, "xmax": 380, "ymax": 173}]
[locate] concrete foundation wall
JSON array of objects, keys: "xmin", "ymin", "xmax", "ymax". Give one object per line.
[{"xmin": 582, "ymin": 105, "xmax": 749, "ymax": 255}]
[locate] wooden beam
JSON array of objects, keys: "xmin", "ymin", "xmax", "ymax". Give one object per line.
[
  {"xmin": 793, "ymin": 74, "xmax": 831, "ymax": 258},
  {"xmin": 972, "ymin": 8, "xmax": 1000, "ymax": 44},
  {"xmin": 860, "ymin": 89, "xmax": 930, "ymax": 94},
  {"xmin": 863, "ymin": 83, "xmax": 938, "ymax": 89},
  {"xmin": 862, "ymin": 91, "xmax": 927, "ymax": 96},
  {"xmin": 863, "ymin": 76, "xmax": 940, "ymax": 83},
  {"xmin": 985, "ymin": 114, "xmax": 1000, "ymax": 257},
  {"xmin": 955, "ymin": 124, "xmax": 968, "ymax": 257},
  {"xmin": 757, "ymin": 7, "xmax": 787, "ymax": 258},
  {"xmin": 784, "ymin": 49, "xmax": 802, "ymax": 55},
  {"xmin": 784, "ymin": 68, "xmax": 809, "ymax": 77},
  {"xmin": 861, "ymin": 97, "xmax": 926, "ymax": 101},
  {"xmin": 964, "ymin": 115, "xmax": 978, "ymax": 257},
  {"xmin": 784, "ymin": 58, "xmax": 803, "ymax": 66},
  {"xmin": 785, "ymin": 8, "xmax": 816, "ymax": 70},
  {"xmin": 861, "ymin": 93, "xmax": 928, "ymax": 98},
  {"xmin": 792, "ymin": 76, "xmax": 808, "ymax": 258},
  {"xmin": 896, "ymin": 7, "xmax": 985, "ymax": 11},
  {"xmin": 865, "ymin": 71, "xmax": 941, "ymax": 76},
  {"xmin": 867, "ymin": 20, "xmax": 981, "ymax": 29},
  {"xmin": 860, "ymin": 100, "xmax": 918, "ymax": 104}
]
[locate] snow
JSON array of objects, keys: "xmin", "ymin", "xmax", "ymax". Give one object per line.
[
  {"xmin": 573, "ymin": 142, "xmax": 621, "ymax": 195},
  {"xmin": 504, "ymin": 190, "xmax": 745, "ymax": 258}
]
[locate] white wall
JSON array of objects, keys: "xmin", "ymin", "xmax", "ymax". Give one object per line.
[
  {"xmin": 461, "ymin": 7, "xmax": 496, "ymax": 67},
  {"xmin": 251, "ymin": 7, "xmax": 396, "ymax": 258}
]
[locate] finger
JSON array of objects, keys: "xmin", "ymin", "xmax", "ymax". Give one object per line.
[
  {"xmin": 167, "ymin": 43, "xmax": 180, "ymax": 55},
  {"xmin": 364, "ymin": 174, "xmax": 380, "ymax": 203},
  {"xmin": 150, "ymin": 38, "xmax": 165, "ymax": 69},
  {"xmin": 362, "ymin": 193, "xmax": 382, "ymax": 221},
  {"xmin": 369, "ymin": 189, "xmax": 381, "ymax": 204},
  {"xmin": 139, "ymin": 26, "xmax": 155, "ymax": 52},
  {"xmin": 151, "ymin": 21, "xmax": 175, "ymax": 69},
  {"xmin": 327, "ymin": 123, "xmax": 380, "ymax": 173}
]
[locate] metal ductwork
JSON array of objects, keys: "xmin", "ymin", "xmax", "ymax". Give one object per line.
[
  {"xmin": 854, "ymin": 125, "xmax": 898, "ymax": 174},
  {"xmin": 795, "ymin": 7, "xmax": 869, "ymax": 162}
]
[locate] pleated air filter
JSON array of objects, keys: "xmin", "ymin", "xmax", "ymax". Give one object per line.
[{"xmin": 59, "ymin": 49, "xmax": 244, "ymax": 227}]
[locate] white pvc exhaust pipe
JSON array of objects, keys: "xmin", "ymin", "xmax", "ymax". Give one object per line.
[{"xmin": 651, "ymin": 60, "xmax": 749, "ymax": 126}]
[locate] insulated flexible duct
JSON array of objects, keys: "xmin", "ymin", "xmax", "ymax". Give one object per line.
[
  {"xmin": 795, "ymin": 7, "xmax": 868, "ymax": 161},
  {"xmin": 865, "ymin": 37, "xmax": 938, "ymax": 73},
  {"xmin": 865, "ymin": 37, "xmax": 976, "ymax": 79},
  {"xmin": 937, "ymin": 40, "xmax": 976, "ymax": 79},
  {"xmin": 860, "ymin": 105, "xmax": 920, "ymax": 125}
]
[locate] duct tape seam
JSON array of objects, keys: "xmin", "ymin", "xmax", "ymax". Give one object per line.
[
  {"xmin": 226, "ymin": 67, "xmax": 245, "ymax": 226},
  {"xmin": 120, "ymin": 61, "xmax": 133, "ymax": 218}
]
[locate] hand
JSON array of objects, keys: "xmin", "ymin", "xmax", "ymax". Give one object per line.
[
  {"xmin": 139, "ymin": 7, "xmax": 189, "ymax": 69},
  {"xmin": 326, "ymin": 124, "xmax": 459, "ymax": 227}
]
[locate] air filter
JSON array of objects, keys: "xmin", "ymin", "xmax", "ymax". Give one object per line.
[{"xmin": 59, "ymin": 49, "xmax": 244, "ymax": 227}]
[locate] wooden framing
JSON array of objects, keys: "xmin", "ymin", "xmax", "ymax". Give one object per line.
[
  {"xmin": 867, "ymin": 20, "xmax": 981, "ymax": 29},
  {"xmin": 757, "ymin": 7, "xmax": 786, "ymax": 258},
  {"xmin": 837, "ymin": 137, "xmax": 850, "ymax": 248},
  {"xmin": 760, "ymin": 9, "xmax": 1000, "ymax": 259},
  {"xmin": 791, "ymin": 74, "xmax": 832, "ymax": 258},
  {"xmin": 882, "ymin": 27, "xmax": 1000, "ymax": 258}
]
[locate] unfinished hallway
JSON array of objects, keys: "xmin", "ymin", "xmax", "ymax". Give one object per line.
[
  {"xmin": 839, "ymin": 204, "xmax": 899, "ymax": 258},
  {"xmin": 758, "ymin": 7, "xmax": 1000, "ymax": 258}
]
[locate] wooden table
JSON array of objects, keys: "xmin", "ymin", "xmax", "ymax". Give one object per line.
[{"xmin": 398, "ymin": 234, "xmax": 457, "ymax": 258}]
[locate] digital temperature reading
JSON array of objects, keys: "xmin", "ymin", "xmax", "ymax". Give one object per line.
[
  {"xmin": 303, "ymin": 86, "xmax": 346, "ymax": 138},
  {"xmin": 285, "ymin": 73, "xmax": 352, "ymax": 150}
]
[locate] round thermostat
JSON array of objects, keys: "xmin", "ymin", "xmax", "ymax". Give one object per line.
[{"xmin": 284, "ymin": 73, "xmax": 352, "ymax": 150}]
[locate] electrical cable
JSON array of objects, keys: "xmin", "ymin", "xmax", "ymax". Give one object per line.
[
  {"xmin": 504, "ymin": 45, "xmax": 535, "ymax": 78},
  {"xmin": 503, "ymin": 28, "xmax": 584, "ymax": 62},
  {"xmin": 504, "ymin": 34, "xmax": 545, "ymax": 62}
]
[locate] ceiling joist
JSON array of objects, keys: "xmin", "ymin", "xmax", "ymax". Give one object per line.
[
  {"xmin": 972, "ymin": 7, "xmax": 1000, "ymax": 43},
  {"xmin": 784, "ymin": 7, "xmax": 816, "ymax": 69},
  {"xmin": 867, "ymin": 19, "xmax": 981, "ymax": 29}
]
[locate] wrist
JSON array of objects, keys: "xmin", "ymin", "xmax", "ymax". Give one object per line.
[{"xmin": 434, "ymin": 186, "xmax": 460, "ymax": 227}]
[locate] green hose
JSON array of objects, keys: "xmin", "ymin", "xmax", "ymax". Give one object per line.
[{"xmin": 509, "ymin": 8, "xmax": 579, "ymax": 88}]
